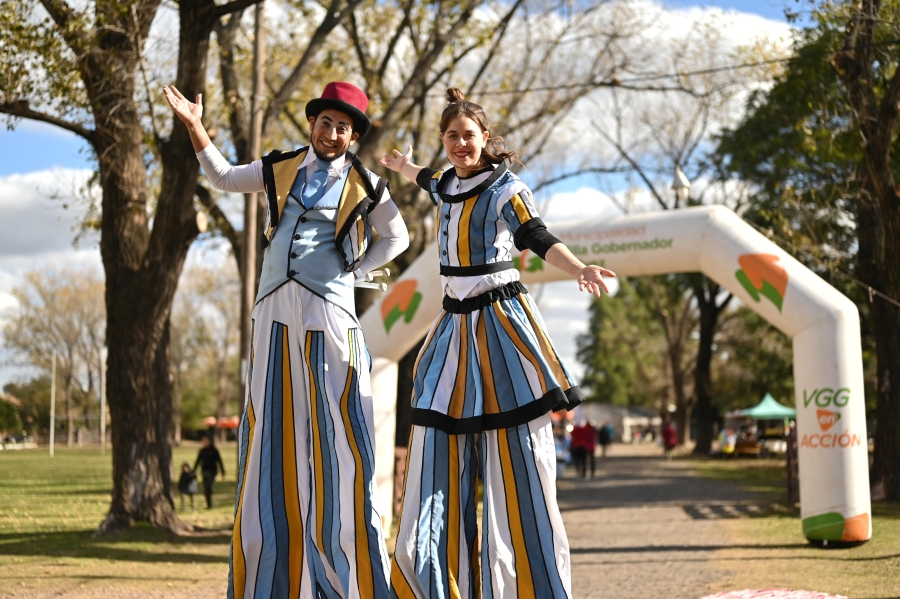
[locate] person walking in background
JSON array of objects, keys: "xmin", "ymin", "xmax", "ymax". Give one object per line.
[
  {"xmin": 178, "ymin": 462, "xmax": 198, "ymax": 512},
  {"xmin": 662, "ymin": 420, "xmax": 678, "ymax": 460},
  {"xmin": 598, "ymin": 420, "xmax": 614, "ymax": 457},
  {"xmin": 381, "ymin": 88, "xmax": 616, "ymax": 598},
  {"xmin": 193, "ymin": 436, "xmax": 225, "ymax": 509},
  {"xmin": 570, "ymin": 419, "xmax": 596, "ymax": 478}
]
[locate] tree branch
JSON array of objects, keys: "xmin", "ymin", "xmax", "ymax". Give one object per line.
[
  {"xmin": 530, "ymin": 166, "xmax": 630, "ymax": 194},
  {"xmin": 263, "ymin": 0, "xmax": 367, "ymax": 136},
  {"xmin": 215, "ymin": 0, "xmax": 264, "ymax": 18},
  {"xmin": 592, "ymin": 123, "xmax": 668, "ymax": 210},
  {"xmin": 195, "ymin": 183, "xmax": 243, "ymax": 274},
  {"xmin": 38, "ymin": 0, "xmax": 87, "ymax": 54},
  {"xmin": 0, "ymin": 100, "xmax": 96, "ymax": 146}
]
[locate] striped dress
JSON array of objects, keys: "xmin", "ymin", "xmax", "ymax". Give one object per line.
[{"xmin": 392, "ymin": 162, "xmax": 575, "ymax": 599}]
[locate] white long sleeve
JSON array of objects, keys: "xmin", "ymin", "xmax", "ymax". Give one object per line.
[
  {"xmin": 356, "ymin": 199, "xmax": 409, "ymax": 276},
  {"xmin": 196, "ymin": 144, "xmax": 265, "ymax": 193}
]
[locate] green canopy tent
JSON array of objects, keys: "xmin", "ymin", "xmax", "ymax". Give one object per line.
[{"xmin": 739, "ymin": 393, "xmax": 796, "ymax": 420}]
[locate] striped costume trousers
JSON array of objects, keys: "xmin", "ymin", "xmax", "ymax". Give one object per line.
[
  {"xmin": 391, "ymin": 413, "xmax": 572, "ymax": 599},
  {"xmin": 228, "ymin": 283, "xmax": 391, "ymax": 599}
]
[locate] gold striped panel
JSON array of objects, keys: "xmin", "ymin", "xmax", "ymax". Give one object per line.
[
  {"xmin": 457, "ymin": 199, "xmax": 477, "ymax": 267},
  {"xmin": 339, "ymin": 330, "xmax": 374, "ymax": 596},
  {"xmin": 447, "ymin": 434, "xmax": 462, "ymax": 599},
  {"xmin": 449, "ymin": 315, "xmax": 469, "ymax": 419},
  {"xmin": 304, "ymin": 332, "xmax": 327, "ymax": 554},
  {"xmin": 509, "ymin": 193, "xmax": 534, "ymax": 225},
  {"xmin": 497, "ymin": 429, "xmax": 536, "ymax": 599},
  {"xmin": 232, "ymin": 400, "xmax": 257, "ymax": 599},
  {"xmin": 280, "ymin": 331, "xmax": 304, "ymax": 597},
  {"xmin": 492, "ymin": 301, "xmax": 548, "ymax": 395},
  {"xmin": 336, "ymin": 170, "xmax": 368, "ymax": 239},
  {"xmin": 271, "ymin": 152, "xmax": 308, "ymax": 222},
  {"xmin": 391, "ymin": 431, "xmax": 420, "ymax": 599},
  {"xmin": 518, "ymin": 295, "xmax": 572, "ymax": 388},
  {"xmin": 476, "ymin": 314, "xmax": 500, "ymax": 414}
]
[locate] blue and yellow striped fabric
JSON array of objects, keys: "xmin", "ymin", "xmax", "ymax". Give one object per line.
[
  {"xmin": 391, "ymin": 414, "xmax": 572, "ymax": 599},
  {"xmin": 410, "ymin": 287, "xmax": 582, "ymax": 435},
  {"xmin": 426, "ymin": 164, "xmax": 538, "ymax": 272},
  {"xmin": 228, "ymin": 283, "xmax": 390, "ymax": 599}
]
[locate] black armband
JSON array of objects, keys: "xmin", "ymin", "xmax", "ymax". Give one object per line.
[
  {"xmin": 513, "ymin": 218, "xmax": 561, "ymax": 259},
  {"xmin": 416, "ymin": 168, "xmax": 439, "ymax": 192}
]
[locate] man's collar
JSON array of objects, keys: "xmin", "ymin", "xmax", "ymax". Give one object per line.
[{"xmin": 298, "ymin": 149, "xmax": 348, "ymax": 175}]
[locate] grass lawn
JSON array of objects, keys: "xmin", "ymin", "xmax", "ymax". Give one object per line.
[
  {"xmin": 0, "ymin": 445, "xmax": 238, "ymax": 598},
  {"xmin": 690, "ymin": 457, "xmax": 900, "ymax": 599}
]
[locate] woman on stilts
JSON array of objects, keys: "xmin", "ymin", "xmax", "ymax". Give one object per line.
[{"xmin": 381, "ymin": 88, "xmax": 615, "ymax": 599}]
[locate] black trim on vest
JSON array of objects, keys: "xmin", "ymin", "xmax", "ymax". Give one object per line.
[
  {"xmin": 261, "ymin": 147, "xmax": 306, "ymax": 226},
  {"xmin": 345, "ymin": 151, "xmax": 382, "ymax": 203},
  {"xmin": 338, "ymin": 151, "xmax": 385, "ymax": 272},
  {"xmin": 410, "ymin": 386, "xmax": 579, "ymax": 435},
  {"xmin": 437, "ymin": 162, "xmax": 508, "ymax": 203},
  {"xmin": 439, "ymin": 261, "xmax": 515, "ymax": 277},
  {"xmin": 442, "ymin": 280, "xmax": 526, "ymax": 314}
]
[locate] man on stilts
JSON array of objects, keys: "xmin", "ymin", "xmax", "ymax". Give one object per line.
[{"xmin": 165, "ymin": 81, "xmax": 409, "ymax": 599}]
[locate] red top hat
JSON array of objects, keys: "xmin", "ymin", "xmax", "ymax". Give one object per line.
[{"xmin": 305, "ymin": 82, "xmax": 370, "ymax": 138}]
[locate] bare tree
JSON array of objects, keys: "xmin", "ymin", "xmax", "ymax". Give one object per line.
[{"xmin": 2, "ymin": 269, "xmax": 105, "ymax": 445}]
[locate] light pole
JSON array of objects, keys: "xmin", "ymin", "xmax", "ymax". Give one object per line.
[
  {"xmin": 240, "ymin": 2, "xmax": 265, "ymax": 430},
  {"xmin": 49, "ymin": 351, "xmax": 56, "ymax": 457}
]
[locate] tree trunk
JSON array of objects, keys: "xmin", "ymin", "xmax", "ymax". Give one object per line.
[
  {"xmin": 99, "ymin": 318, "xmax": 185, "ymax": 534},
  {"xmin": 89, "ymin": 0, "xmax": 215, "ymax": 534},
  {"xmin": 668, "ymin": 339, "xmax": 691, "ymax": 446},
  {"xmin": 693, "ymin": 278, "xmax": 727, "ymax": 455}
]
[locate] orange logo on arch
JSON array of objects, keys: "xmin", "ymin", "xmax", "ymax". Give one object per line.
[
  {"xmin": 735, "ymin": 254, "xmax": 789, "ymax": 312},
  {"xmin": 382, "ymin": 279, "xmax": 423, "ymax": 333}
]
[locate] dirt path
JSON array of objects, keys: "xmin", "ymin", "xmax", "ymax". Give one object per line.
[{"xmin": 561, "ymin": 443, "xmax": 763, "ymax": 599}]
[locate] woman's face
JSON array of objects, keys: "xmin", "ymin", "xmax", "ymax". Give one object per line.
[{"xmin": 440, "ymin": 115, "xmax": 489, "ymax": 174}]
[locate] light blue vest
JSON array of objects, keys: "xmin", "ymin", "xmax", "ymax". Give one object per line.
[{"xmin": 257, "ymin": 164, "xmax": 355, "ymax": 315}]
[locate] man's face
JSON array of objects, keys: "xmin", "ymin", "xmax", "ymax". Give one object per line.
[{"xmin": 309, "ymin": 109, "xmax": 359, "ymax": 161}]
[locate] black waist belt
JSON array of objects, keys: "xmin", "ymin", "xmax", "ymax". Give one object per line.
[
  {"xmin": 442, "ymin": 281, "xmax": 527, "ymax": 314},
  {"xmin": 439, "ymin": 261, "xmax": 515, "ymax": 276}
]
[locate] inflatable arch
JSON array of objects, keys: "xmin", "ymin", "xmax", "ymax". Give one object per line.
[{"xmin": 360, "ymin": 205, "xmax": 871, "ymax": 544}]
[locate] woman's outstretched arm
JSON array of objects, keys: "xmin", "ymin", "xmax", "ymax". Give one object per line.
[
  {"xmin": 380, "ymin": 145, "xmax": 424, "ymax": 184},
  {"xmin": 545, "ymin": 244, "xmax": 616, "ymax": 298}
]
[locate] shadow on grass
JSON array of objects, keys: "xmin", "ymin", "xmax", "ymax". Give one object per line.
[{"xmin": 0, "ymin": 527, "xmax": 232, "ymax": 563}]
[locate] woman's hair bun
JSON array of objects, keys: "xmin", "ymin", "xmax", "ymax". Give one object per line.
[{"xmin": 446, "ymin": 88, "xmax": 466, "ymax": 105}]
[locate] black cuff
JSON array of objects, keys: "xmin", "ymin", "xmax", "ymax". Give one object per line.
[
  {"xmin": 416, "ymin": 168, "xmax": 439, "ymax": 191},
  {"xmin": 513, "ymin": 218, "xmax": 561, "ymax": 259}
]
